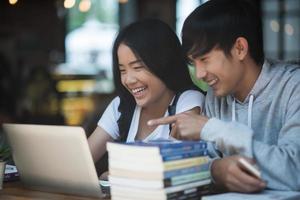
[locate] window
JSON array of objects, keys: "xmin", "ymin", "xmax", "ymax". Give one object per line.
[
  {"xmin": 57, "ymin": 0, "xmax": 119, "ymax": 85},
  {"xmin": 262, "ymin": 0, "xmax": 300, "ymax": 60}
]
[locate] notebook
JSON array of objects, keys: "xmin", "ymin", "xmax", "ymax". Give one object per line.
[{"xmin": 2, "ymin": 123, "xmax": 103, "ymax": 198}]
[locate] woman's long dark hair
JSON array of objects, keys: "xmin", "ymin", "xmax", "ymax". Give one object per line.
[{"xmin": 112, "ymin": 19, "xmax": 194, "ymax": 141}]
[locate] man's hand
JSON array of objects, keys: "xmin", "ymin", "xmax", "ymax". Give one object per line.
[
  {"xmin": 99, "ymin": 171, "xmax": 109, "ymax": 181},
  {"xmin": 211, "ymin": 155, "xmax": 266, "ymax": 193},
  {"xmin": 147, "ymin": 111, "xmax": 209, "ymax": 140}
]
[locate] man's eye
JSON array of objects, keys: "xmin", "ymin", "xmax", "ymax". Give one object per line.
[{"xmin": 200, "ymin": 57, "xmax": 208, "ymax": 62}]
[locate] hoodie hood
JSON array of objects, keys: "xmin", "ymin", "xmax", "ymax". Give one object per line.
[
  {"xmin": 229, "ymin": 60, "xmax": 274, "ymax": 128},
  {"xmin": 227, "ymin": 60, "xmax": 274, "ymax": 104}
]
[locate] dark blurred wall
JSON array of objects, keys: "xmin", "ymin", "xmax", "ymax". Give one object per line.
[
  {"xmin": 0, "ymin": 0, "xmax": 66, "ymax": 124},
  {"xmin": 137, "ymin": 0, "xmax": 176, "ymax": 29},
  {"xmin": 0, "ymin": 0, "xmax": 65, "ymax": 68},
  {"xmin": 119, "ymin": 0, "xmax": 176, "ymax": 29}
]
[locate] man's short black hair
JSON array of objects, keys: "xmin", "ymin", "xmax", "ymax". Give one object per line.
[{"xmin": 182, "ymin": 0, "xmax": 264, "ymax": 65}]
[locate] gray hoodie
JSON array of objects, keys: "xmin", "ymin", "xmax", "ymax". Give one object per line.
[{"xmin": 202, "ymin": 59, "xmax": 300, "ymax": 190}]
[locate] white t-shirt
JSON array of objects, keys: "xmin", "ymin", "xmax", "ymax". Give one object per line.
[{"xmin": 98, "ymin": 90, "xmax": 204, "ymax": 142}]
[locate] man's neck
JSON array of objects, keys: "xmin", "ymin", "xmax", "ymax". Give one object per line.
[{"xmin": 234, "ymin": 59, "xmax": 262, "ymax": 102}]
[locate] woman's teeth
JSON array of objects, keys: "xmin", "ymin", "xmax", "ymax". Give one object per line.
[
  {"xmin": 132, "ymin": 87, "xmax": 146, "ymax": 94},
  {"xmin": 207, "ymin": 78, "xmax": 218, "ymax": 86}
]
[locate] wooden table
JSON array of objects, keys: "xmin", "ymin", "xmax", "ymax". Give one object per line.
[
  {"xmin": 0, "ymin": 182, "xmax": 108, "ymax": 200},
  {"xmin": 0, "ymin": 181, "xmax": 220, "ymax": 200}
]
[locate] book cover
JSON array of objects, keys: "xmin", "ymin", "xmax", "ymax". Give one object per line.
[
  {"xmin": 107, "ymin": 140, "xmax": 207, "ymax": 157},
  {"xmin": 108, "ymin": 148, "xmax": 208, "ymax": 163}
]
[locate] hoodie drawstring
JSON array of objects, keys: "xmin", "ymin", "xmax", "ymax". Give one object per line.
[
  {"xmin": 248, "ymin": 95, "xmax": 254, "ymax": 128},
  {"xmin": 232, "ymin": 99, "xmax": 236, "ymax": 122},
  {"xmin": 232, "ymin": 94, "xmax": 254, "ymax": 128}
]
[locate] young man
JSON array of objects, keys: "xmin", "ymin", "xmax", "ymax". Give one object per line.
[{"xmin": 148, "ymin": 0, "xmax": 300, "ymax": 193}]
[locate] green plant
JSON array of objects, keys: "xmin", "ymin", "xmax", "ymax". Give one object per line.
[
  {"xmin": 0, "ymin": 137, "xmax": 11, "ymax": 161},
  {"xmin": 0, "ymin": 144, "xmax": 10, "ymax": 162},
  {"xmin": 188, "ymin": 65, "xmax": 208, "ymax": 92}
]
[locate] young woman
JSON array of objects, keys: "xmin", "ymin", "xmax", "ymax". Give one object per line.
[{"xmin": 88, "ymin": 19, "xmax": 204, "ymax": 167}]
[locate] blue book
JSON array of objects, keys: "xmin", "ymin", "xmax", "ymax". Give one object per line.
[
  {"xmin": 163, "ymin": 171, "xmax": 211, "ymax": 187},
  {"xmin": 162, "ymin": 149, "xmax": 208, "ymax": 161},
  {"xmin": 118, "ymin": 139, "xmax": 208, "ymax": 156},
  {"xmin": 164, "ymin": 163, "xmax": 209, "ymax": 179}
]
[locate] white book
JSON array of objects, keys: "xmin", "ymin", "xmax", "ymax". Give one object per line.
[
  {"xmin": 109, "ymin": 156, "xmax": 209, "ymax": 172},
  {"xmin": 109, "ymin": 176, "xmax": 164, "ymax": 189},
  {"xmin": 109, "ymin": 167, "xmax": 165, "ymax": 180},
  {"xmin": 109, "ymin": 160, "xmax": 164, "ymax": 172},
  {"xmin": 109, "ymin": 175, "xmax": 210, "ymax": 190}
]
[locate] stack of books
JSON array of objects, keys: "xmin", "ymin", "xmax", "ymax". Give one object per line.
[
  {"xmin": 4, "ymin": 164, "xmax": 19, "ymax": 182},
  {"xmin": 107, "ymin": 139, "xmax": 211, "ymax": 200}
]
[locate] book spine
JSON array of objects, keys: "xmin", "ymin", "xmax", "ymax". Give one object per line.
[
  {"xmin": 159, "ymin": 142, "xmax": 207, "ymax": 155},
  {"xmin": 167, "ymin": 184, "xmax": 211, "ymax": 200},
  {"xmin": 164, "ymin": 163, "xmax": 209, "ymax": 179},
  {"xmin": 164, "ymin": 171, "xmax": 211, "ymax": 187},
  {"xmin": 164, "ymin": 156, "xmax": 209, "ymax": 171},
  {"xmin": 162, "ymin": 149, "xmax": 208, "ymax": 161}
]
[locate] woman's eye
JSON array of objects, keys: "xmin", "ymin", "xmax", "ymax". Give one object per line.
[
  {"xmin": 134, "ymin": 66, "xmax": 144, "ymax": 70},
  {"xmin": 119, "ymin": 69, "xmax": 126, "ymax": 74}
]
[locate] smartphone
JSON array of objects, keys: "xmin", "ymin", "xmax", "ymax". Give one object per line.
[{"xmin": 238, "ymin": 158, "xmax": 261, "ymax": 179}]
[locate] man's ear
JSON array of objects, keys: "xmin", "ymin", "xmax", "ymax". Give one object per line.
[{"xmin": 233, "ymin": 37, "xmax": 248, "ymax": 60}]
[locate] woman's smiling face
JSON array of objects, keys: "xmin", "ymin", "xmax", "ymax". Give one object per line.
[{"xmin": 117, "ymin": 43, "xmax": 171, "ymax": 107}]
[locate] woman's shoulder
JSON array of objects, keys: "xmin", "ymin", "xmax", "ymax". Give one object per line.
[
  {"xmin": 112, "ymin": 96, "xmax": 121, "ymax": 103},
  {"xmin": 175, "ymin": 88, "xmax": 205, "ymax": 113},
  {"xmin": 180, "ymin": 89, "xmax": 205, "ymax": 98},
  {"xmin": 104, "ymin": 96, "xmax": 121, "ymax": 116},
  {"xmin": 108, "ymin": 96, "xmax": 121, "ymax": 107}
]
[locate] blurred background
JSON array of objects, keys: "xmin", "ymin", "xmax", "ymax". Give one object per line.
[{"xmin": 0, "ymin": 0, "xmax": 299, "ymax": 167}]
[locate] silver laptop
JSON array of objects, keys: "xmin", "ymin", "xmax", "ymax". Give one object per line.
[{"xmin": 3, "ymin": 123, "xmax": 103, "ymax": 198}]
